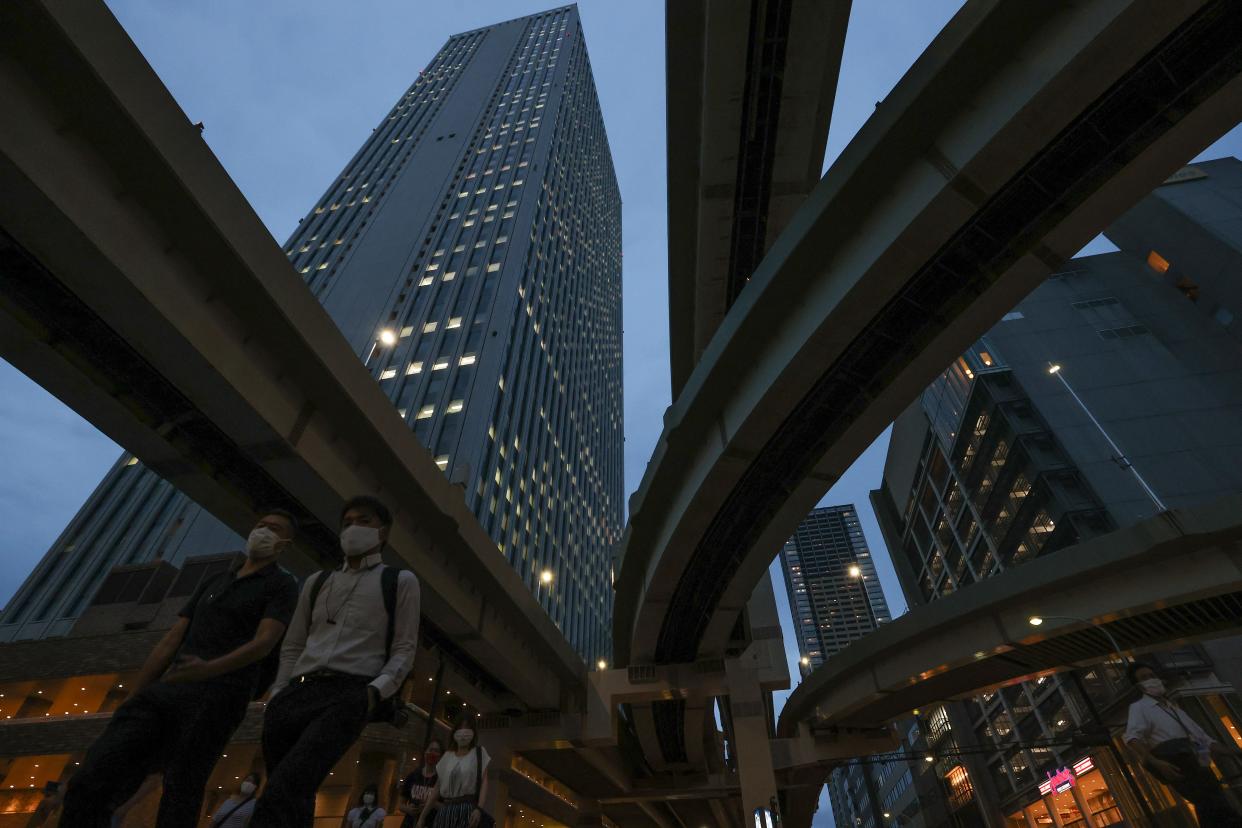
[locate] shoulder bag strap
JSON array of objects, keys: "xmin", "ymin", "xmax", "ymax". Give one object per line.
[
  {"xmin": 304, "ymin": 570, "xmax": 329, "ymax": 638},
  {"xmin": 381, "ymin": 565, "xmax": 398, "ymax": 660},
  {"xmin": 474, "ymin": 745, "xmax": 483, "ymax": 805}
]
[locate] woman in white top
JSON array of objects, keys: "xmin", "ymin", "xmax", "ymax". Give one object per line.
[
  {"xmin": 210, "ymin": 772, "xmax": 259, "ymax": 827},
  {"xmin": 416, "ymin": 719, "xmax": 490, "ymax": 828},
  {"xmin": 346, "ymin": 783, "xmax": 387, "ymax": 828}
]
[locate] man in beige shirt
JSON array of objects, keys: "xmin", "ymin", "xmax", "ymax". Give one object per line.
[{"xmin": 252, "ymin": 496, "xmax": 420, "ymax": 828}]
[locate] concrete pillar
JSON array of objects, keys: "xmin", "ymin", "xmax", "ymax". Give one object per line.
[
  {"xmin": 1070, "ymin": 782, "xmax": 1098, "ymax": 828},
  {"xmin": 726, "ymin": 658, "xmax": 779, "ymax": 825},
  {"xmin": 1043, "ymin": 793, "xmax": 1066, "ymax": 828}
]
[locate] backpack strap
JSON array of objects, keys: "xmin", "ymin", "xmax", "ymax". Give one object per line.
[
  {"xmin": 381, "ymin": 566, "xmax": 398, "ymax": 660},
  {"xmin": 304, "ymin": 570, "xmax": 330, "ymax": 638},
  {"xmin": 474, "ymin": 745, "xmax": 483, "ymax": 804}
]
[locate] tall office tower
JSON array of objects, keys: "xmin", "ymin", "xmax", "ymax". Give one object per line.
[
  {"xmin": 870, "ymin": 159, "xmax": 1242, "ymax": 827},
  {"xmin": 777, "ymin": 505, "xmax": 897, "ymax": 828},
  {"xmin": 0, "ymin": 5, "xmax": 623, "ymax": 663},
  {"xmin": 778, "ymin": 505, "xmax": 890, "ymax": 674}
]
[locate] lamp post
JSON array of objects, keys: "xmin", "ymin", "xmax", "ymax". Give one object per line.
[
  {"xmin": 1027, "ymin": 614, "xmax": 1155, "ymax": 822},
  {"xmin": 1046, "ymin": 363, "xmax": 1166, "ymax": 512}
]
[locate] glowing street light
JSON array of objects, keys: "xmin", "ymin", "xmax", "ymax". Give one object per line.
[
  {"xmin": 378, "ymin": 328, "xmax": 398, "ymax": 346},
  {"xmin": 800, "ymin": 656, "xmax": 810, "ymax": 667},
  {"xmin": 597, "ymin": 659, "xmax": 608, "ymax": 670},
  {"xmin": 539, "ymin": 569, "xmax": 554, "ymax": 585},
  {"xmin": 847, "ymin": 564, "xmax": 862, "ymax": 579}
]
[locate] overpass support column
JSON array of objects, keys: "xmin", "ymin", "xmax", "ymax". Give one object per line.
[{"xmin": 725, "ymin": 657, "xmax": 779, "ymax": 824}]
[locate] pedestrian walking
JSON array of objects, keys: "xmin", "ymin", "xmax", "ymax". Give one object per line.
[
  {"xmin": 210, "ymin": 772, "xmax": 261, "ymax": 827},
  {"xmin": 251, "ymin": 495, "xmax": 420, "ymax": 828},
  {"xmin": 415, "ymin": 718, "xmax": 493, "ymax": 828},
  {"xmin": 1124, "ymin": 662, "xmax": 1242, "ymax": 826},
  {"xmin": 61, "ymin": 510, "xmax": 300, "ymax": 828},
  {"xmin": 398, "ymin": 739, "xmax": 443, "ymax": 827},
  {"xmin": 346, "ymin": 784, "xmax": 387, "ymax": 828}
]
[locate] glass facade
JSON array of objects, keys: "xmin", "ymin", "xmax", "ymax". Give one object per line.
[
  {"xmin": 778, "ymin": 505, "xmax": 890, "ymax": 673},
  {"xmin": 0, "ymin": 5, "xmax": 622, "ymax": 664}
]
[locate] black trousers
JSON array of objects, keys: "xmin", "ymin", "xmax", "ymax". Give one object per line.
[
  {"xmin": 251, "ymin": 674, "xmax": 371, "ymax": 828},
  {"xmin": 1165, "ymin": 754, "xmax": 1242, "ymax": 827},
  {"xmin": 61, "ymin": 680, "xmax": 250, "ymax": 828}
]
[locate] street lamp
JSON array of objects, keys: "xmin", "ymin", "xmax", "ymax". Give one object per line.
[
  {"xmin": 539, "ymin": 569, "xmax": 554, "ymax": 585},
  {"xmin": 1046, "ymin": 362, "xmax": 1166, "ymax": 511}
]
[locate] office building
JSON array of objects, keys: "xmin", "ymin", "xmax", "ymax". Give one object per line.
[
  {"xmin": 870, "ymin": 159, "xmax": 1242, "ymax": 827},
  {"xmin": 0, "ymin": 5, "xmax": 623, "ymax": 665},
  {"xmin": 778, "ymin": 505, "xmax": 890, "ymax": 674},
  {"xmin": 778, "ymin": 505, "xmax": 894, "ymax": 828}
]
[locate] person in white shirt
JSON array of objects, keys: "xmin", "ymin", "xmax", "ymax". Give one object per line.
[
  {"xmin": 416, "ymin": 719, "xmax": 491, "ymax": 828},
  {"xmin": 252, "ymin": 496, "xmax": 420, "ymax": 828},
  {"xmin": 346, "ymin": 783, "xmax": 387, "ymax": 828},
  {"xmin": 1124, "ymin": 662, "xmax": 1242, "ymax": 826},
  {"xmin": 211, "ymin": 772, "xmax": 260, "ymax": 827}
]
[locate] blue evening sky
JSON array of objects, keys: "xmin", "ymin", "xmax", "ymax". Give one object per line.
[{"xmin": 3, "ymin": 3, "xmax": 1242, "ymax": 823}]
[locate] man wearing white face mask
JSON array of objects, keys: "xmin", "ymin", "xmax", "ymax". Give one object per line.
[
  {"xmin": 1125, "ymin": 662, "xmax": 1242, "ymax": 825},
  {"xmin": 62, "ymin": 510, "xmax": 299, "ymax": 828},
  {"xmin": 253, "ymin": 495, "xmax": 420, "ymax": 828}
]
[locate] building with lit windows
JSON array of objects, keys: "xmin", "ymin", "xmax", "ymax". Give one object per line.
[
  {"xmin": 871, "ymin": 159, "xmax": 1242, "ymax": 827},
  {"xmin": 777, "ymin": 505, "xmax": 895, "ymax": 828},
  {"xmin": 778, "ymin": 505, "xmax": 889, "ymax": 674},
  {"xmin": 0, "ymin": 5, "xmax": 623, "ymax": 664}
]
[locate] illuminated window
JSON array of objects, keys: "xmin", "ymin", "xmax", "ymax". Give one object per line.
[
  {"xmin": 459, "ymin": 354, "xmax": 477, "ymax": 366},
  {"xmin": 416, "ymin": 405, "xmax": 435, "ymax": 420},
  {"xmin": 443, "ymin": 271, "xmax": 457, "ymax": 281},
  {"xmin": 446, "ymin": 400, "xmax": 464, "ymax": 413},
  {"xmin": 400, "ymin": 326, "xmax": 413, "ymax": 337},
  {"xmin": 435, "ymin": 456, "xmax": 449, "ymax": 470},
  {"xmin": 447, "ymin": 317, "xmax": 463, "ymax": 329},
  {"xmin": 487, "ymin": 263, "xmax": 502, "ymax": 273},
  {"xmin": 1147, "ymin": 250, "xmax": 1170, "ymax": 273},
  {"xmin": 379, "ymin": 368, "xmax": 397, "ymax": 380},
  {"xmin": 419, "ymin": 276, "xmax": 434, "ymax": 287},
  {"xmin": 423, "ymin": 322, "xmax": 437, "ymax": 333},
  {"xmin": 406, "ymin": 362, "xmax": 423, "ymax": 375},
  {"xmin": 432, "ymin": 359, "xmax": 449, "ymax": 371}
]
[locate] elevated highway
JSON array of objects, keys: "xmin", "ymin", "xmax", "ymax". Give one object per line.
[
  {"xmin": 777, "ymin": 495, "xmax": 1242, "ymax": 735},
  {"xmin": 0, "ymin": 0, "xmax": 580, "ymax": 713},
  {"xmin": 666, "ymin": 0, "xmax": 851, "ymax": 395},
  {"xmin": 617, "ymin": 0, "xmax": 1242, "ymax": 778}
]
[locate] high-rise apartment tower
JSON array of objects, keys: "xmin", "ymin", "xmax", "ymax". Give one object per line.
[{"xmin": 0, "ymin": 5, "xmax": 623, "ymax": 664}]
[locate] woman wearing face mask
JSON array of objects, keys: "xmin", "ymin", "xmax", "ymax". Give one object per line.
[
  {"xmin": 399, "ymin": 739, "xmax": 443, "ymax": 827},
  {"xmin": 415, "ymin": 719, "xmax": 490, "ymax": 828},
  {"xmin": 346, "ymin": 784, "xmax": 387, "ymax": 828},
  {"xmin": 210, "ymin": 772, "xmax": 260, "ymax": 827}
]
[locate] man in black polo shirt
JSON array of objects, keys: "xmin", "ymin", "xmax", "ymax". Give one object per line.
[{"xmin": 62, "ymin": 509, "xmax": 300, "ymax": 828}]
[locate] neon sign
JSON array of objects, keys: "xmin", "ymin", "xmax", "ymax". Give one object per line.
[{"xmin": 1039, "ymin": 757, "xmax": 1094, "ymax": 796}]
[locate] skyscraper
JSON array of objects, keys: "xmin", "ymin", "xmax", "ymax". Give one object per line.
[
  {"xmin": 778, "ymin": 504, "xmax": 890, "ymax": 674},
  {"xmin": 0, "ymin": 5, "xmax": 623, "ymax": 664},
  {"xmin": 870, "ymin": 159, "xmax": 1242, "ymax": 826}
]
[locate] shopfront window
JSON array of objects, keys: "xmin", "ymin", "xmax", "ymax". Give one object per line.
[{"xmin": 1078, "ymin": 769, "xmax": 1124, "ymax": 825}]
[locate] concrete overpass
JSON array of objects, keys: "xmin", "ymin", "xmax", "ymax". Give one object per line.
[
  {"xmin": 776, "ymin": 495, "xmax": 1242, "ymax": 735},
  {"xmin": 616, "ymin": 0, "xmax": 1242, "ymax": 783},
  {"xmin": 666, "ymin": 0, "xmax": 851, "ymax": 396},
  {"xmin": 0, "ymin": 0, "xmax": 580, "ymax": 714}
]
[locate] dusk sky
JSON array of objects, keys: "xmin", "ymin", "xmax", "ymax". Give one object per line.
[{"xmin": 3, "ymin": 2, "xmax": 1242, "ymax": 823}]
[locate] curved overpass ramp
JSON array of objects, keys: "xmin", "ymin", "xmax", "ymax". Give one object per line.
[
  {"xmin": 777, "ymin": 496, "xmax": 1242, "ymax": 736},
  {"xmin": 618, "ymin": 0, "xmax": 1242, "ymax": 674}
]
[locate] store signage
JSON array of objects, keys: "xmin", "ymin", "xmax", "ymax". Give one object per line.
[{"xmin": 1040, "ymin": 767, "xmax": 1076, "ymax": 795}]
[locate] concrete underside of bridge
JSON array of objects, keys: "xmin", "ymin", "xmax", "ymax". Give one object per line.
[
  {"xmin": 665, "ymin": 0, "xmax": 851, "ymax": 397},
  {"xmin": 618, "ymin": 0, "xmax": 1242, "ymax": 695},
  {"xmin": 0, "ymin": 0, "xmax": 581, "ymax": 714}
]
